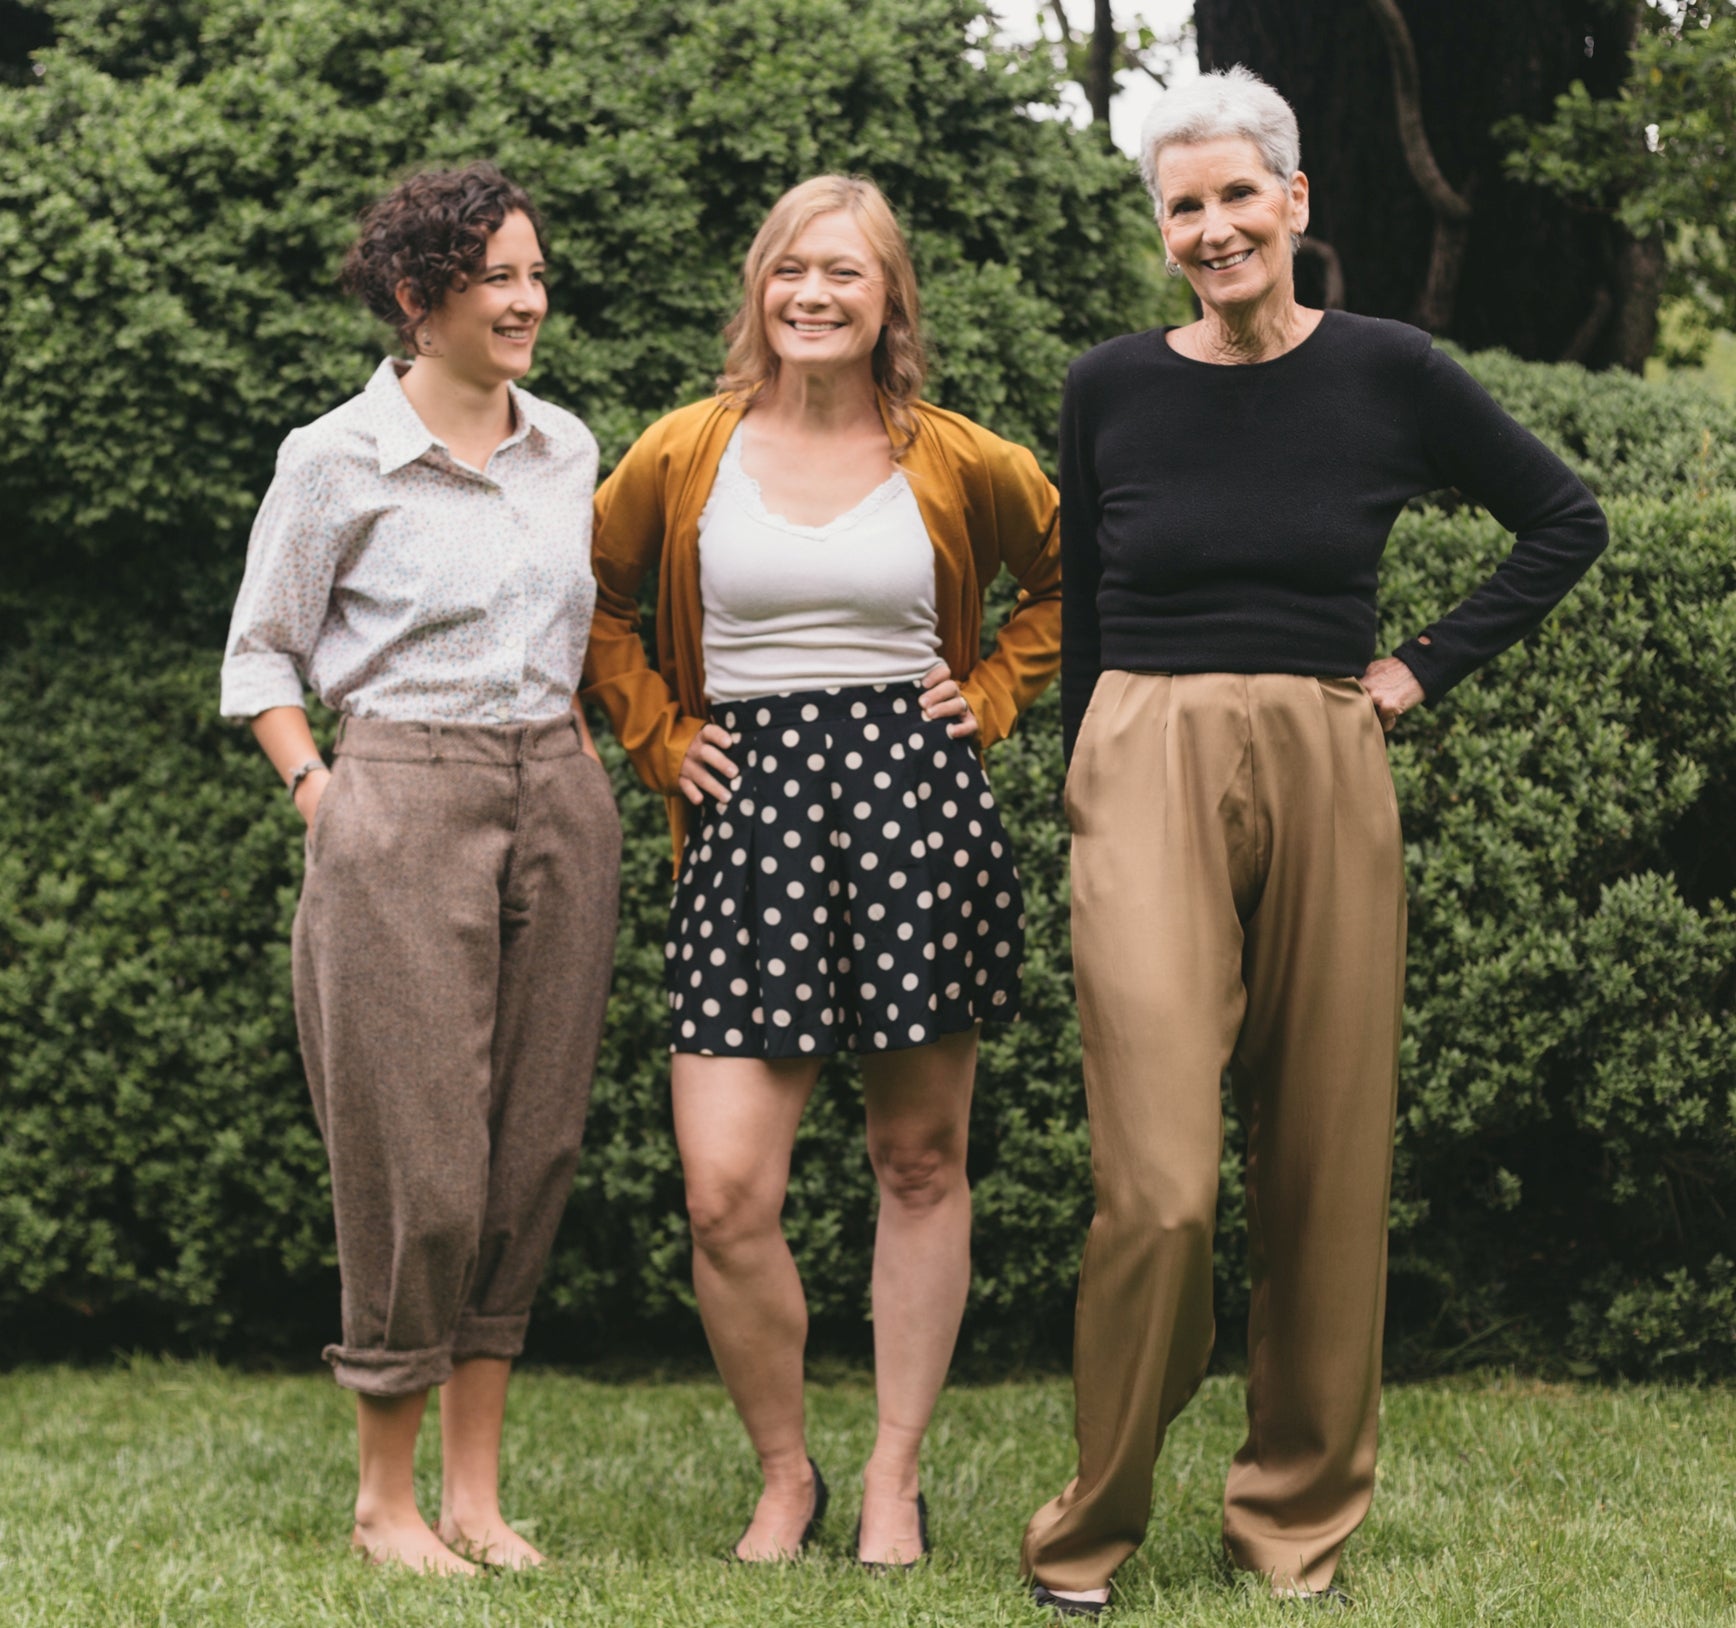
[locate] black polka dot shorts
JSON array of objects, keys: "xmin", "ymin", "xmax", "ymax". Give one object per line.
[{"xmin": 666, "ymin": 682, "xmax": 1025, "ymax": 1058}]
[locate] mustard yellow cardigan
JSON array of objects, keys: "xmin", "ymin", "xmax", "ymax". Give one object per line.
[{"xmin": 579, "ymin": 394, "xmax": 1062, "ymax": 866}]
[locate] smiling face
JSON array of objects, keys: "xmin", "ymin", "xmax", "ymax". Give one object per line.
[
  {"xmin": 760, "ymin": 209, "xmax": 888, "ymax": 381},
  {"xmin": 405, "ymin": 209, "xmax": 548, "ymax": 387},
  {"xmin": 1155, "ymin": 136, "xmax": 1309, "ymax": 320}
]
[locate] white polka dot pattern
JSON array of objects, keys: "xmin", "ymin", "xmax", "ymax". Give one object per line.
[
  {"xmin": 665, "ymin": 683, "xmax": 1025, "ymax": 1058},
  {"xmin": 220, "ymin": 358, "xmax": 599, "ymax": 725}
]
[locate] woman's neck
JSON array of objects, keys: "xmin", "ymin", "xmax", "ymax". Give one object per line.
[
  {"xmin": 753, "ymin": 361, "xmax": 882, "ymax": 438},
  {"xmin": 399, "ymin": 359, "xmax": 516, "ymax": 465},
  {"xmin": 1189, "ymin": 289, "xmax": 1316, "ymax": 365}
]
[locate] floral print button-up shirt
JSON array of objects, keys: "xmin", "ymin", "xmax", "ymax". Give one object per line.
[{"xmin": 220, "ymin": 358, "xmax": 598, "ymax": 724}]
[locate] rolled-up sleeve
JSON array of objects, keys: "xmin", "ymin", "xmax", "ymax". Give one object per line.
[{"xmin": 220, "ymin": 431, "xmax": 354, "ymax": 720}]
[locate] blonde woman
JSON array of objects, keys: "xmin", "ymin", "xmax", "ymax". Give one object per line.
[{"xmin": 582, "ymin": 175, "xmax": 1060, "ymax": 1566}]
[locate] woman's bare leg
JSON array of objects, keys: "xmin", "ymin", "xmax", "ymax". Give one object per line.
[
  {"xmin": 352, "ymin": 1390, "xmax": 475, "ymax": 1575},
  {"xmin": 434, "ymin": 1357, "xmax": 542, "ymax": 1567},
  {"xmin": 856, "ymin": 1026, "xmax": 977, "ymax": 1564},
  {"xmin": 672, "ymin": 1052, "xmax": 822, "ymax": 1559}
]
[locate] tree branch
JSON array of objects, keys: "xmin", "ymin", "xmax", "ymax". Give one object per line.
[
  {"xmin": 1297, "ymin": 236, "xmax": 1346, "ymax": 309},
  {"xmin": 1047, "ymin": 0, "xmax": 1075, "ymax": 45},
  {"xmin": 1362, "ymin": 0, "xmax": 1472, "ymax": 221}
]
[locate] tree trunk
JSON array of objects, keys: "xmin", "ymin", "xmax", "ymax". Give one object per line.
[
  {"xmin": 1608, "ymin": 231, "xmax": 1667, "ymax": 374},
  {"xmin": 1194, "ymin": 0, "xmax": 1640, "ymax": 364},
  {"xmin": 1086, "ymin": 0, "xmax": 1117, "ymax": 126}
]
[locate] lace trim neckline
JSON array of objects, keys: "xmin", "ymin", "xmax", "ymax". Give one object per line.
[{"xmin": 714, "ymin": 424, "xmax": 909, "ymax": 539}]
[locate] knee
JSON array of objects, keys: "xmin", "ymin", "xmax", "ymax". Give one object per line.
[
  {"xmin": 1096, "ymin": 1175, "xmax": 1216, "ymax": 1254},
  {"xmin": 400, "ymin": 1187, "xmax": 484, "ymax": 1277},
  {"xmin": 685, "ymin": 1176, "xmax": 781, "ymax": 1261},
  {"xmin": 869, "ymin": 1134, "xmax": 966, "ymax": 1215}
]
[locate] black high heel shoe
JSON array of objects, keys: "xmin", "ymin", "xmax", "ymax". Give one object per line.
[
  {"xmin": 729, "ymin": 1457, "xmax": 828, "ymax": 1561},
  {"xmin": 1031, "ymin": 1581, "xmax": 1110, "ymax": 1617},
  {"xmin": 854, "ymin": 1489, "xmax": 931, "ymax": 1571}
]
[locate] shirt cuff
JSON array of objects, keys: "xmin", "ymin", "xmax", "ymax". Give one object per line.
[{"xmin": 220, "ymin": 652, "xmax": 308, "ymax": 720}]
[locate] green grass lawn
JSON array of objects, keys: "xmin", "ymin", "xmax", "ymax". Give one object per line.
[{"xmin": 0, "ymin": 1360, "xmax": 1731, "ymax": 1625}]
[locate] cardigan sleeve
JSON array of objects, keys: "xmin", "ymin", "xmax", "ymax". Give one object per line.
[
  {"xmin": 1392, "ymin": 344, "xmax": 1608, "ymax": 700},
  {"xmin": 956, "ymin": 432, "xmax": 1062, "ymax": 751},
  {"xmin": 579, "ymin": 421, "xmax": 705, "ymax": 794}
]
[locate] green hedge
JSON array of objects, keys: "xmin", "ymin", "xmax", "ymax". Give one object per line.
[
  {"xmin": 2, "ymin": 0, "xmax": 1733, "ymax": 1377},
  {"xmin": 0, "ymin": 0, "xmax": 1154, "ymax": 593},
  {"xmin": 4, "ymin": 474, "xmax": 1733, "ymax": 1376}
]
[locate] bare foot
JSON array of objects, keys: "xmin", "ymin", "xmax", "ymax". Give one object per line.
[
  {"xmin": 350, "ymin": 1517, "xmax": 476, "ymax": 1576},
  {"xmin": 435, "ymin": 1514, "xmax": 545, "ymax": 1570},
  {"xmin": 733, "ymin": 1459, "xmax": 819, "ymax": 1561},
  {"xmin": 857, "ymin": 1468, "xmax": 925, "ymax": 1566}
]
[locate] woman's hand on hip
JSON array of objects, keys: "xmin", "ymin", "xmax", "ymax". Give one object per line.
[
  {"xmin": 678, "ymin": 723, "xmax": 740, "ymax": 806},
  {"xmin": 294, "ymin": 768, "xmax": 332, "ymax": 826},
  {"xmin": 1359, "ymin": 657, "xmax": 1425, "ymax": 734},
  {"xmin": 921, "ymin": 662, "xmax": 978, "ymax": 739}
]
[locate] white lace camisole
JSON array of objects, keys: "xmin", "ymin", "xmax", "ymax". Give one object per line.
[{"xmin": 697, "ymin": 424, "xmax": 943, "ymax": 703}]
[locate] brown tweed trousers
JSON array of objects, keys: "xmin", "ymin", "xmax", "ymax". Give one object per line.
[{"xmin": 292, "ymin": 713, "xmax": 620, "ymax": 1395}]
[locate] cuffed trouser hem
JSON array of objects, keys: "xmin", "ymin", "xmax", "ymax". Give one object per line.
[
  {"xmin": 323, "ymin": 1341, "xmax": 454, "ymax": 1397},
  {"xmin": 451, "ymin": 1311, "xmax": 531, "ymax": 1365}
]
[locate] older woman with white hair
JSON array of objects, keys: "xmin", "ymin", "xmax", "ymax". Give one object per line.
[{"xmin": 1021, "ymin": 66, "xmax": 1605, "ymax": 1613}]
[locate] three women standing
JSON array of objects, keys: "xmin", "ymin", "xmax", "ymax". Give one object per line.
[
  {"xmin": 221, "ymin": 164, "xmax": 620, "ymax": 1574},
  {"xmin": 582, "ymin": 175, "xmax": 1060, "ymax": 1565}
]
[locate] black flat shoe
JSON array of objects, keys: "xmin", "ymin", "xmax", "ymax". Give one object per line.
[
  {"xmin": 854, "ymin": 1489, "xmax": 930, "ymax": 1571},
  {"xmin": 1282, "ymin": 1585, "xmax": 1352, "ymax": 1610},
  {"xmin": 1031, "ymin": 1581, "xmax": 1110, "ymax": 1617},
  {"xmin": 728, "ymin": 1457, "xmax": 827, "ymax": 1562}
]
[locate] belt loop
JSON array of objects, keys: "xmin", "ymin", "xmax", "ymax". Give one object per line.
[
  {"xmin": 333, "ymin": 715, "xmax": 350, "ymax": 754},
  {"xmin": 429, "ymin": 721, "xmax": 443, "ymax": 762}
]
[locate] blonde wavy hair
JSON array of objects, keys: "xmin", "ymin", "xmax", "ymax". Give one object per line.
[{"xmin": 718, "ymin": 175, "xmax": 927, "ymax": 459}]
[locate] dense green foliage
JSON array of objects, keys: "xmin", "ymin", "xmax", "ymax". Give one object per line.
[
  {"xmin": 4, "ymin": 367, "xmax": 1734, "ymax": 1375},
  {"xmin": 4, "ymin": 1363, "xmax": 1734, "ymax": 1624},
  {"xmin": 0, "ymin": 0, "xmax": 1149, "ymax": 588},
  {"xmin": 1, "ymin": 1, "xmax": 1733, "ymax": 1377}
]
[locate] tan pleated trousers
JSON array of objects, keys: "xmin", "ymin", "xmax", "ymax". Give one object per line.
[{"xmin": 1023, "ymin": 673, "xmax": 1406, "ymax": 1595}]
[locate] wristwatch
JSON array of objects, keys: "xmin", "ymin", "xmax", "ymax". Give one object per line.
[{"xmin": 287, "ymin": 757, "xmax": 327, "ymax": 800}]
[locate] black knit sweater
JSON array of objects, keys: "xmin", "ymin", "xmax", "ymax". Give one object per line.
[{"xmin": 1059, "ymin": 310, "xmax": 1608, "ymax": 761}]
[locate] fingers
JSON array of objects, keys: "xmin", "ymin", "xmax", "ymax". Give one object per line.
[
  {"xmin": 920, "ymin": 661, "xmax": 953, "ymax": 690},
  {"xmin": 680, "ymin": 723, "xmax": 740, "ymax": 806},
  {"xmin": 920, "ymin": 681, "xmax": 961, "ymax": 717}
]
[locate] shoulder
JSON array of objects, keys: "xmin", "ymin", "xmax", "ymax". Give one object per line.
[
  {"xmin": 515, "ymin": 387, "xmax": 600, "ymax": 463},
  {"xmin": 1066, "ymin": 329, "xmax": 1168, "ymax": 393},
  {"xmin": 909, "ymin": 400, "xmax": 1042, "ymax": 480},
  {"xmin": 272, "ymin": 392, "xmax": 378, "ymax": 481},
  {"xmin": 637, "ymin": 395, "xmax": 739, "ymax": 452},
  {"xmin": 603, "ymin": 395, "xmax": 739, "ymax": 479},
  {"xmin": 1312, "ymin": 309, "xmax": 1434, "ymax": 374}
]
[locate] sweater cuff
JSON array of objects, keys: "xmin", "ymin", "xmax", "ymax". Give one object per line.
[{"xmin": 1391, "ymin": 636, "xmax": 1457, "ymax": 704}]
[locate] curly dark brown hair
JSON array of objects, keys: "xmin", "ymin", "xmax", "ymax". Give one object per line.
[{"xmin": 340, "ymin": 163, "xmax": 547, "ymax": 353}]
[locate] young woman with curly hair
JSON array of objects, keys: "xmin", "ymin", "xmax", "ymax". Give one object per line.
[
  {"xmin": 220, "ymin": 162, "xmax": 620, "ymax": 1574},
  {"xmin": 582, "ymin": 174, "xmax": 1060, "ymax": 1567}
]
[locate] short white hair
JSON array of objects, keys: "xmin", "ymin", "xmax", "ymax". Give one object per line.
[{"xmin": 1137, "ymin": 65, "xmax": 1301, "ymax": 217}]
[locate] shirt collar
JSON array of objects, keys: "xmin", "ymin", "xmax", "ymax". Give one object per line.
[{"xmin": 365, "ymin": 357, "xmax": 575, "ymax": 476}]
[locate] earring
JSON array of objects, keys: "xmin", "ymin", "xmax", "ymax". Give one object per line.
[
  {"xmin": 1290, "ymin": 232, "xmax": 1302, "ymax": 255},
  {"xmin": 1164, "ymin": 259, "xmax": 1182, "ymax": 278},
  {"xmin": 417, "ymin": 325, "xmax": 434, "ymax": 353}
]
